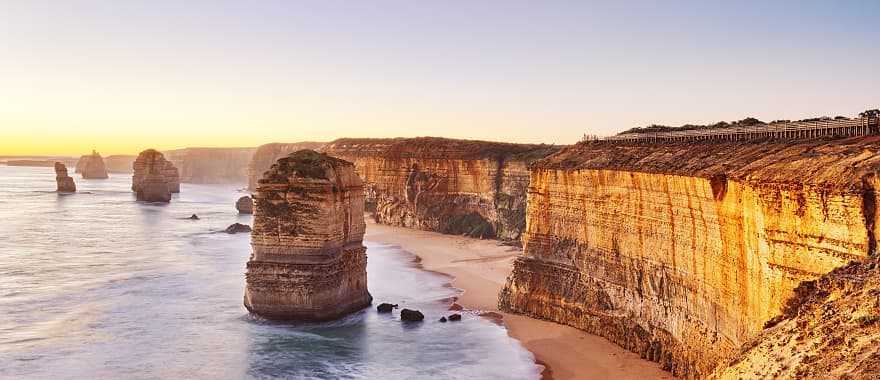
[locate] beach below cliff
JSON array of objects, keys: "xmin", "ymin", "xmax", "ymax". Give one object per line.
[{"xmin": 364, "ymin": 218, "xmax": 672, "ymax": 380}]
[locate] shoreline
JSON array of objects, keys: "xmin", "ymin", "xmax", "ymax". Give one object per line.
[{"xmin": 364, "ymin": 219, "xmax": 672, "ymax": 380}]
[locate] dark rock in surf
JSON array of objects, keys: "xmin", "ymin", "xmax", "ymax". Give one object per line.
[
  {"xmin": 236, "ymin": 196, "xmax": 254, "ymax": 214},
  {"xmin": 400, "ymin": 309, "xmax": 424, "ymax": 322},
  {"xmin": 377, "ymin": 303, "xmax": 398, "ymax": 313},
  {"xmin": 225, "ymin": 223, "xmax": 251, "ymax": 234},
  {"xmin": 448, "ymin": 313, "xmax": 462, "ymax": 321}
]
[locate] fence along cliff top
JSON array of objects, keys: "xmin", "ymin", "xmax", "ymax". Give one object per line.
[{"xmin": 603, "ymin": 115, "xmax": 880, "ymax": 143}]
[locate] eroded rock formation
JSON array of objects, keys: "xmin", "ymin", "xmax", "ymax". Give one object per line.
[
  {"xmin": 75, "ymin": 151, "xmax": 109, "ymax": 179},
  {"xmin": 244, "ymin": 150, "xmax": 372, "ymax": 320},
  {"xmin": 711, "ymin": 259, "xmax": 880, "ymax": 379},
  {"xmin": 54, "ymin": 162, "xmax": 76, "ymax": 192},
  {"xmin": 236, "ymin": 196, "xmax": 253, "ymax": 214},
  {"xmin": 247, "ymin": 142, "xmax": 326, "ymax": 190},
  {"xmin": 500, "ymin": 136, "xmax": 880, "ymax": 378},
  {"xmin": 132, "ymin": 149, "xmax": 178, "ymax": 202},
  {"xmin": 321, "ymin": 137, "xmax": 561, "ymax": 241},
  {"xmin": 164, "ymin": 147, "xmax": 256, "ymax": 184}
]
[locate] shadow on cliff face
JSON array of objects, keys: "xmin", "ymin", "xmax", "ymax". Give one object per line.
[{"xmin": 438, "ymin": 212, "xmax": 496, "ymax": 239}]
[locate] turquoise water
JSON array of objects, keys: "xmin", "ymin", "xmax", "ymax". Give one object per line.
[{"xmin": 0, "ymin": 165, "xmax": 538, "ymax": 379}]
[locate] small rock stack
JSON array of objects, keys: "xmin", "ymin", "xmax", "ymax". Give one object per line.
[
  {"xmin": 54, "ymin": 162, "xmax": 76, "ymax": 192},
  {"xmin": 132, "ymin": 149, "xmax": 179, "ymax": 202},
  {"xmin": 76, "ymin": 150, "xmax": 109, "ymax": 179},
  {"xmin": 244, "ymin": 150, "xmax": 372, "ymax": 320},
  {"xmin": 236, "ymin": 196, "xmax": 254, "ymax": 214}
]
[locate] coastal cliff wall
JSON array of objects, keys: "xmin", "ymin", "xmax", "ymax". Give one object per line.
[
  {"xmin": 499, "ymin": 136, "xmax": 880, "ymax": 377},
  {"xmin": 321, "ymin": 137, "xmax": 561, "ymax": 241},
  {"xmin": 164, "ymin": 147, "xmax": 256, "ymax": 184},
  {"xmin": 247, "ymin": 142, "xmax": 326, "ymax": 190}
]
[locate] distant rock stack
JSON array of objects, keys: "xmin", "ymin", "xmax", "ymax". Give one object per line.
[
  {"xmin": 54, "ymin": 162, "xmax": 76, "ymax": 192},
  {"xmin": 76, "ymin": 150, "xmax": 109, "ymax": 179},
  {"xmin": 244, "ymin": 150, "xmax": 372, "ymax": 320},
  {"xmin": 132, "ymin": 149, "xmax": 178, "ymax": 202},
  {"xmin": 236, "ymin": 196, "xmax": 254, "ymax": 214}
]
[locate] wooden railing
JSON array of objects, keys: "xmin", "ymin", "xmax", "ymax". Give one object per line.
[{"xmin": 602, "ymin": 117, "xmax": 879, "ymax": 143}]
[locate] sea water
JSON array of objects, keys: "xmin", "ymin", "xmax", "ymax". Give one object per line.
[{"xmin": 0, "ymin": 165, "xmax": 538, "ymax": 380}]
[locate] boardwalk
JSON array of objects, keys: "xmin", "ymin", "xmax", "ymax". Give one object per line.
[{"xmin": 603, "ymin": 116, "xmax": 879, "ymax": 143}]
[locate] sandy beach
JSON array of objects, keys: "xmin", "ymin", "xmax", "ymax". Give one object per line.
[{"xmin": 364, "ymin": 219, "xmax": 672, "ymax": 380}]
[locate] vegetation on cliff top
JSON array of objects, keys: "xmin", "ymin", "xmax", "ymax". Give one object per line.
[
  {"xmin": 618, "ymin": 109, "xmax": 878, "ymax": 135},
  {"xmin": 261, "ymin": 149, "xmax": 353, "ymax": 182},
  {"xmin": 325, "ymin": 137, "xmax": 561, "ymax": 163}
]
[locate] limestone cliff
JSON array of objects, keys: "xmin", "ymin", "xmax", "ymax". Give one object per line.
[
  {"xmin": 500, "ymin": 136, "xmax": 880, "ymax": 378},
  {"xmin": 75, "ymin": 151, "xmax": 109, "ymax": 179},
  {"xmin": 54, "ymin": 162, "xmax": 76, "ymax": 192},
  {"xmin": 247, "ymin": 142, "xmax": 326, "ymax": 190},
  {"xmin": 321, "ymin": 137, "xmax": 561, "ymax": 241},
  {"xmin": 132, "ymin": 149, "xmax": 178, "ymax": 202},
  {"xmin": 164, "ymin": 147, "xmax": 256, "ymax": 184},
  {"xmin": 244, "ymin": 150, "xmax": 372, "ymax": 320},
  {"xmin": 104, "ymin": 155, "xmax": 136, "ymax": 173},
  {"xmin": 712, "ymin": 259, "xmax": 880, "ymax": 379}
]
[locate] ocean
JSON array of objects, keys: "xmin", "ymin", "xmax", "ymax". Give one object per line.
[{"xmin": 0, "ymin": 165, "xmax": 538, "ymax": 380}]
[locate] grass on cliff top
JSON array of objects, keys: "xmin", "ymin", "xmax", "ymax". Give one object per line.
[
  {"xmin": 263, "ymin": 149, "xmax": 352, "ymax": 181},
  {"xmin": 327, "ymin": 136, "xmax": 562, "ymax": 163}
]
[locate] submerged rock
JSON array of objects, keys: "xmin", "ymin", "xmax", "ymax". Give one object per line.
[
  {"xmin": 75, "ymin": 150, "xmax": 109, "ymax": 179},
  {"xmin": 439, "ymin": 317, "xmax": 447, "ymax": 323},
  {"xmin": 54, "ymin": 162, "xmax": 76, "ymax": 192},
  {"xmin": 376, "ymin": 303, "xmax": 398, "ymax": 313},
  {"xmin": 235, "ymin": 196, "xmax": 253, "ymax": 214},
  {"xmin": 244, "ymin": 150, "xmax": 372, "ymax": 321},
  {"xmin": 225, "ymin": 223, "xmax": 251, "ymax": 234},
  {"xmin": 132, "ymin": 149, "xmax": 179, "ymax": 202},
  {"xmin": 400, "ymin": 309, "xmax": 424, "ymax": 322},
  {"xmin": 189, "ymin": 214, "xmax": 199, "ymax": 220}
]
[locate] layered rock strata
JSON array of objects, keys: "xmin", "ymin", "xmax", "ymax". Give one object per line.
[
  {"xmin": 500, "ymin": 136, "xmax": 880, "ymax": 378},
  {"xmin": 712, "ymin": 259, "xmax": 880, "ymax": 379},
  {"xmin": 132, "ymin": 149, "xmax": 178, "ymax": 202},
  {"xmin": 321, "ymin": 137, "xmax": 561, "ymax": 241},
  {"xmin": 244, "ymin": 150, "xmax": 372, "ymax": 320},
  {"xmin": 164, "ymin": 147, "xmax": 256, "ymax": 184},
  {"xmin": 75, "ymin": 151, "xmax": 109, "ymax": 179},
  {"xmin": 247, "ymin": 142, "xmax": 326, "ymax": 190},
  {"xmin": 54, "ymin": 162, "xmax": 76, "ymax": 192}
]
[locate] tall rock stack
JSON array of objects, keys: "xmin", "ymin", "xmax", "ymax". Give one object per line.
[
  {"xmin": 75, "ymin": 150, "xmax": 109, "ymax": 179},
  {"xmin": 54, "ymin": 162, "xmax": 76, "ymax": 192},
  {"xmin": 244, "ymin": 150, "xmax": 372, "ymax": 320},
  {"xmin": 132, "ymin": 149, "xmax": 177, "ymax": 202}
]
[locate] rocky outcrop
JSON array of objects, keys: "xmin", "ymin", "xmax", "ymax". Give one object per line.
[
  {"xmin": 104, "ymin": 155, "xmax": 137, "ymax": 173},
  {"xmin": 247, "ymin": 142, "xmax": 326, "ymax": 190},
  {"xmin": 321, "ymin": 137, "xmax": 561, "ymax": 241},
  {"xmin": 500, "ymin": 136, "xmax": 880, "ymax": 378},
  {"xmin": 54, "ymin": 162, "xmax": 76, "ymax": 192},
  {"xmin": 225, "ymin": 223, "xmax": 252, "ymax": 234},
  {"xmin": 244, "ymin": 150, "xmax": 372, "ymax": 321},
  {"xmin": 75, "ymin": 151, "xmax": 109, "ymax": 179},
  {"xmin": 132, "ymin": 149, "xmax": 179, "ymax": 202},
  {"xmin": 236, "ymin": 196, "xmax": 253, "ymax": 214},
  {"xmin": 164, "ymin": 147, "xmax": 256, "ymax": 184},
  {"xmin": 712, "ymin": 259, "xmax": 880, "ymax": 379}
]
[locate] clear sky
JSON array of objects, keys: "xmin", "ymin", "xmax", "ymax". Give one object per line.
[{"xmin": 1, "ymin": 0, "xmax": 878, "ymax": 155}]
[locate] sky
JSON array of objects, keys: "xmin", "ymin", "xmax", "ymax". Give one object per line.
[{"xmin": 1, "ymin": 0, "xmax": 878, "ymax": 156}]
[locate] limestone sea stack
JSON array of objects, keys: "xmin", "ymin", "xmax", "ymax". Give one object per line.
[
  {"xmin": 244, "ymin": 150, "xmax": 372, "ymax": 320},
  {"xmin": 76, "ymin": 150, "xmax": 109, "ymax": 179},
  {"xmin": 132, "ymin": 149, "xmax": 178, "ymax": 202},
  {"xmin": 235, "ymin": 196, "xmax": 254, "ymax": 214},
  {"xmin": 54, "ymin": 162, "xmax": 76, "ymax": 192}
]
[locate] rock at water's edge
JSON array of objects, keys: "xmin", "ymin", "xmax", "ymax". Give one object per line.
[
  {"xmin": 400, "ymin": 309, "xmax": 424, "ymax": 322},
  {"xmin": 235, "ymin": 196, "xmax": 253, "ymax": 214},
  {"xmin": 225, "ymin": 223, "xmax": 251, "ymax": 234},
  {"xmin": 377, "ymin": 303, "xmax": 398, "ymax": 313}
]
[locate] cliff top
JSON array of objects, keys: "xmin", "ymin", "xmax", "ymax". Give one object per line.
[
  {"xmin": 324, "ymin": 137, "xmax": 562, "ymax": 163},
  {"xmin": 262, "ymin": 150, "xmax": 354, "ymax": 182},
  {"xmin": 536, "ymin": 136, "xmax": 880, "ymax": 189}
]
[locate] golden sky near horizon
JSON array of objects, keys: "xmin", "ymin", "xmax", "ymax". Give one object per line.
[{"xmin": 1, "ymin": 2, "xmax": 878, "ymax": 156}]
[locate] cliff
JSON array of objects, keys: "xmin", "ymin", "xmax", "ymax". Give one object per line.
[
  {"xmin": 321, "ymin": 137, "xmax": 561, "ymax": 241},
  {"xmin": 247, "ymin": 142, "xmax": 326, "ymax": 190},
  {"xmin": 244, "ymin": 150, "xmax": 372, "ymax": 320},
  {"xmin": 499, "ymin": 136, "xmax": 880, "ymax": 378},
  {"xmin": 54, "ymin": 162, "xmax": 76, "ymax": 192},
  {"xmin": 164, "ymin": 147, "xmax": 256, "ymax": 184},
  {"xmin": 75, "ymin": 151, "xmax": 109, "ymax": 179},
  {"xmin": 132, "ymin": 149, "xmax": 179, "ymax": 202},
  {"xmin": 712, "ymin": 259, "xmax": 880, "ymax": 379},
  {"xmin": 104, "ymin": 155, "xmax": 136, "ymax": 173}
]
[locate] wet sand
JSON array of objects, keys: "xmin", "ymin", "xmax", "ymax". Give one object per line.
[{"xmin": 365, "ymin": 219, "xmax": 672, "ymax": 380}]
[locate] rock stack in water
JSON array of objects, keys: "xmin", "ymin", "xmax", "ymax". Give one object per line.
[
  {"xmin": 236, "ymin": 196, "xmax": 254, "ymax": 214},
  {"xmin": 244, "ymin": 150, "xmax": 372, "ymax": 320},
  {"xmin": 54, "ymin": 162, "xmax": 76, "ymax": 192},
  {"xmin": 132, "ymin": 149, "xmax": 179, "ymax": 202},
  {"xmin": 76, "ymin": 150, "xmax": 109, "ymax": 179}
]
